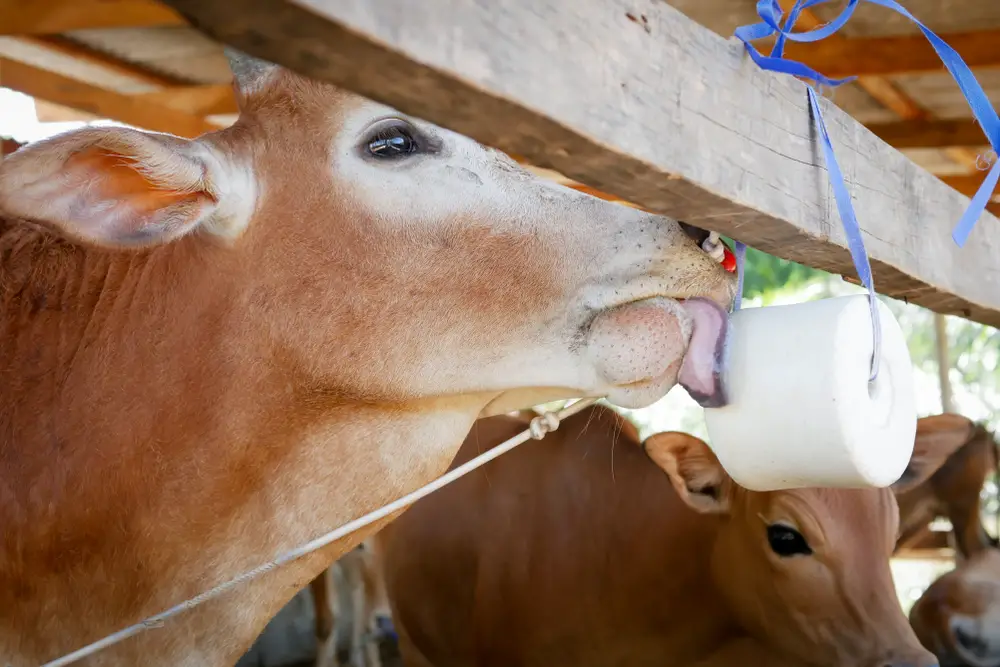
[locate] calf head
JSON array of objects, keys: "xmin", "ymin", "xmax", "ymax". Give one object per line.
[
  {"xmin": 896, "ymin": 415, "xmax": 999, "ymax": 561},
  {"xmin": 0, "ymin": 52, "xmax": 734, "ymax": 421},
  {"xmin": 645, "ymin": 432, "xmax": 952, "ymax": 667},
  {"xmin": 910, "ymin": 548, "xmax": 1000, "ymax": 667}
]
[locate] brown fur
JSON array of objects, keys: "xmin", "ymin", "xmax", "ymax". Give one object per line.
[
  {"xmin": 372, "ymin": 405, "xmax": 956, "ymax": 667},
  {"xmin": 896, "ymin": 415, "xmax": 999, "ymax": 559},
  {"xmin": 0, "ymin": 54, "xmax": 734, "ymax": 666},
  {"xmin": 910, "ymin": 548, "xmax": 1000, "ymax": 667}
]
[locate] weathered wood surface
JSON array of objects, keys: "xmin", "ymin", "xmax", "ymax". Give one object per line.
[{"xmin": 163, "ymin": 0, "xmax": 1000, "ymax": 327}]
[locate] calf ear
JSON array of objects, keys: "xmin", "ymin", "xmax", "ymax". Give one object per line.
[
  {"xmin": 0, "ymin": 127, "xmax": 254, "ymax": 249},
  {"xmin": 643, "ymin": 432, "xmax": 730, "ymax": 513},
  {"xmin": 891, "ymin": 414, "xmax": 976, "ymax": 494}
]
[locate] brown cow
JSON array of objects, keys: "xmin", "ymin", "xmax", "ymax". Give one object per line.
[
  {"xmin": 306, "ymin": 412, "xmax": 993, "ymax": 664},
  {"xmin": 896, "ymin": 415, "xmax": 999, "ymax": 560},
  {"xmin": 373, "ymin": 404, "xmax": 968, "ymax": 667},
  {"xmin": 910, "ymin": 548, "xmax": 1000, "ymax": 667},
  {"xmin": 0, "ymin": 51, "xmax": 735, "ymax": 665}
]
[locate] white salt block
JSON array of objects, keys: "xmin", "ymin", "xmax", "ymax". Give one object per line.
[{"xmin": 703, "ymin": 294, "xmax": 916, "ymax": 491}]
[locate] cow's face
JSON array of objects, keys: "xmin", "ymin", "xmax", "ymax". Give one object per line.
[
  {"xmin": 212, "ymin": 53, "xmax": 736, "ymax": 413},
  {"xmin": 0, "ymin": 52, "xmax": 734, "ymax": 424},
  {"xmin": 645, "ymin": 432, "xmax": 938, "ymax": 667},
  {"xmin": 910, "ymin": 548, "xmax": 1000, "ymax": 667}
]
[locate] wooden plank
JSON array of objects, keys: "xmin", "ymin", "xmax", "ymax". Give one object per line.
[
  {"xmin": 941, "ymin": 171, "xmax": 1000, "ymax": 207},
  {"xmin": 0, "ymin": 0, "xmax": 185, "ymax": 35},
  {"xmin": 7, "ymin": 37, "xmax": 235, "ymax": 123},
  {"xmin": 894, "ymin": 526, "xmax": 955, "ymax": 560},
  {"xmin": 782, "ymin": 30, "xmax": 1000, "ymax": 79},
  {"xmin": 0, "ymin": 58, "xmax": 216, "ymax": 138},
  {"xmin": 33, "ymin": 99, "xmax": 102, "ymax": 122},
  {"xmin": 18, "ymin": 35, "xmax": 188, "ymax": 88},
  {"xmin": 867, "ymin": 118, "xmax": 994, "ymax": 150},
  {"xmin": 138, "ymin": 84, "xmax": 238, "ymax": 116},
  {"xmin": 893, "ymin": 548, "xmax": 955, "ymax": 561},
  {"xmin": 163, "ymin": 0, "xmax": 1000, "ymax": 327}
]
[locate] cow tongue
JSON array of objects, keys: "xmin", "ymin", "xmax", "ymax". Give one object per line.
[{"xmin": 678, "ymin": 298, "xmax": 730, "ymax": 408}]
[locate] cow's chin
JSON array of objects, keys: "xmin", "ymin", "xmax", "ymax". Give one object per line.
[{"xmin": 588, "ymin": 296, "xmax": 729, "ymax": 410}]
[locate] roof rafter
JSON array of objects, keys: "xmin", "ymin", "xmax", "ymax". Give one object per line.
[
  {"xmin": 783, "ymin": 29, "xmax": 1000, "ymax": 79},
  {"xmin": 0, "ymin": 0, "xmax": 185, "ymax": 35},
  {"xmin": 0, "ymin": 57, "xmax": 217, "ymax": 138}
]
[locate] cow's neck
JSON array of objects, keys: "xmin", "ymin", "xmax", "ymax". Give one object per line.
[{"xmin": 0, "ymin": 223, "xmax": 487, "ymax": 664}]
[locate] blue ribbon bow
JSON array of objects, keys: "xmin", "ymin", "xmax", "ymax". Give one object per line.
[{"xmin": 730, "ymin": 0, "xmax": 1000, "ymax": 382}]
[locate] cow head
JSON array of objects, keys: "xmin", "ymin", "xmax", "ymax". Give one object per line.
[
  {"xmin": 910, "ymin": 548, "xmax": 1000, "ymax": 667},
  {"xmin": 895, "ymin": 415, "xmax": 999, "ymax": 561},
  {"xmin": 0, "ymin": 52, "xmax": 734, "ymax": 421},
  {"xmin": 645, "ymin": 432, "xmax": 939, "ymax": 667}
]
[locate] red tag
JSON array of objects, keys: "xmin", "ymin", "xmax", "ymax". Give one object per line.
[{"xmin": 721, "ymin": 245, "xmax": 737, "ymax": 273}]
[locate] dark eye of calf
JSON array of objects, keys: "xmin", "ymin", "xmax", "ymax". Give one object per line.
[{"xmin": 766, "ymin": 524, "xmax": 813, "ymax": 557}]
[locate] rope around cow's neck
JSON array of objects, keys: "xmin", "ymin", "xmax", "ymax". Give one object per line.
[{"xmin": 37, "ymin": 397, "xmax": 600, "ymax": 667}]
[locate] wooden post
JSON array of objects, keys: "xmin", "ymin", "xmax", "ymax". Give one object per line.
[{"xmin": 933, "ymin": 313, "xmax": 955, "ymax": 414}]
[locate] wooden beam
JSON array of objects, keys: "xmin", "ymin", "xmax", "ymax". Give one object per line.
[
  {"xmin": 894, "ymin": 525, "xmax": 956, "ymax": 560},
  {"xmin": 33, "ymin": 99, "xmax": 101, "ymax": 122},
  {"xmin": 10, "ymin": 37, "xmax": 236, "ymax": 123},
  {"xmin": 867, "ymin": 119, "xmax": 994, "ymax": 150},
  {"xmin": 0, "ymin": 0, "xmax": 185, "ymax": 35},
  {"xmin": 893, "ymin": 548, "xmax": 955, "ymax": 561},
  {"xmin": 164, "ymin": 0, "xmax": 1000, "ymax": 327},
  {"xmin": 18, "ymin": 36, "xmax": 188, "ymax": 88},
  {"xmin": 138, "ymin": 84, "xmax": 238, "ymax": 116},
  {"xmin": 783, "ymin": 30, "xmax": 1000, "ymax": 79},
  {"xmin": 941, "ymin": 172, "xmax": 1000, "ymax": 201},
  {"xmin": 0, "ymin": 58, "xmax": 216, "ymax": 138}
]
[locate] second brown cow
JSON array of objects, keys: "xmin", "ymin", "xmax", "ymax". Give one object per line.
[{"xmin": 366, "ymin": 405, "xmax": 976, "ymax": 667}]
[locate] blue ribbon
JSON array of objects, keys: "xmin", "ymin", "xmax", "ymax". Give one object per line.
[{"xmin": 731, "ymin": 0, "xmax": 1000, "ymax": 382}]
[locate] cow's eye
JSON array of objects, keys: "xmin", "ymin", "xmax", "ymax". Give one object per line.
[
  {"xmin": 767, "ymin": 523, "xmax": 812, "ymax": 557},
  {"xmin": 366, "ymin": 123, "xmax": 420, "ymax": 159}
]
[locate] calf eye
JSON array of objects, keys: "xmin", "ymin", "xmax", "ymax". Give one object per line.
[
  {"xmin": 766, "ymin": 524, "xmax": 813, "ymax": 557},
  {"xmin": 367, "ymin": 124, "xmax": 419, "ymax": 158}
]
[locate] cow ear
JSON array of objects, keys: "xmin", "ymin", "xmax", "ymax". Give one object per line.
[
  {"xmin": 644, "ymin": 432, "xmax": 730, "ymax": 514},
  {"xmin": 891, "ymin": 414, "xmax": 976, "ymax": 494},
  {"xmin": 0, "ymin": 126, "xmax": 255, "ymax": 249}
]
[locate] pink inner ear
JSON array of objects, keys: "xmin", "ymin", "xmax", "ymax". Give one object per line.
[{"xmin": 63, "ymin": 147, "xmax": 212, "ymax": 245}]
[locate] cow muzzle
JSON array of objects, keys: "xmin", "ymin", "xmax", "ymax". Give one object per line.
[{"xmin": 586, "ymin": 296, "xmax": 729, "ymax": 409}]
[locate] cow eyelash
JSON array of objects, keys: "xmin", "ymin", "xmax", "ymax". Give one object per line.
[{"xmin": 361, "ymin": 119, "xmax": 440, "ymax": 161}]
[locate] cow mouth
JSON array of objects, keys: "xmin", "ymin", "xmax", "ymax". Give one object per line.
[
  {"xmin": 586, "ymin": 296, "xmax": 729, "ymax": 409},
  {"xmin": 676, "ymin": 297, "xmax": 730, "ymax": 408}
]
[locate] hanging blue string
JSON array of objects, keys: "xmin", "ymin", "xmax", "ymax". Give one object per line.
[{"xmin": 731, "ymin": 0, "xmax": 1000, "ymax": 382}]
